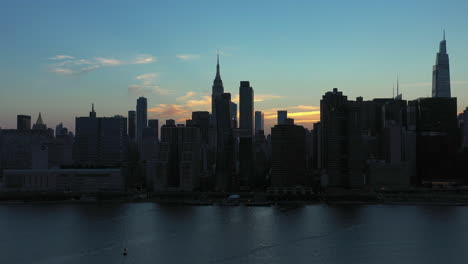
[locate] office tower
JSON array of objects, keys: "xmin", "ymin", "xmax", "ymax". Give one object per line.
[
  {"xmin": 277, "ymin": 110, "xmax": 287, "ymax": 125},
  {"xmin": 165, "ymin": 119, "xmax": 176, "ymax": 127},
  {"xmin": 320, "ymin": 88, "xmax": 348, "ymax": 187},
  {"xmin": 148, "ymin": 119, "xmax": 159, "ymax": 140},
  {"xmin": 17, "ymin": 115, "xmax": 31, "ymax": 130},
  {"xmin": 128, "ymin": 110, "xmax": 136, "ymax": 140},
  {"xmin": 285, "ymin": 118, "xmax": 294, "ymax": 125},
  {"xmin": 153, "ymin": 124, "xmax": 201, "ymax": 191},
  {"xmin": 192, "ymin": 111, "xmax": 210, "ymax": 144},
  {"xmin": 74, "ymin": 106, "xmax": 128, "ymax": 167},
  {"xmin": 464, "ymin": 107, "xmax": 468, "ymax": 149},
  {"xmin": 0, "ymin": 129, "xmax": 52, "ymax": 171},
  {"xmin": 211, "ymin": 54, "xmax": 224, "ymax": 126},
  {"xmin": 270, "ymin": 123, "xmax": 307, "ymax": 187},
  {"xmin": 412, "ymin": 97, "xmax": 458, "ymax": 181},
  {"xmin": 215, "ymin": 93, "xmax": 235, "ymax": 191},
  {"xmin": 55, "ymin": 123, "xmax": 68, "ymax": 136},
  {"xmin": 32, "ymin": 112, "xmax": 47, "ymax": 130},
  {"xmin": 311, "ymin": 122, "xmax": 321, "ymax": 171},
  {"xmin": 239, "ymin": 81, "xmax": 254, "ymax": 134},
  {"xmin": 230, "ymin": 102, "xmax": 238, "ymax": 128},
  {"xmin": 239, "ymin": 81, "xmax": 254, "ymax": 188},
  {"xmin": 253, "ymin": 130, "xmax": 268, "ymax": 188},
  {"xmin": 432, "ymin": 31, "xmax": 451, "ymax": 97},
  {"xmin": 136, "ymin": 97, "xmax": 148, "ymax": 141},
  {"xmin": 255, "ymin": 111, "xmax": 264, "ymax": 134}
]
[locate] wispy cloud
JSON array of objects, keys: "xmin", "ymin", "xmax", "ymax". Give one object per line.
[
  {"xmin": 176, "ymin": 54, "xmax": 201, "ymax": 61},
  {"xmin": 48, "ymin": 54, "xmax": 157, "ymax": 75},
  {"xmin": 177, "ymin": 92, "xmax": 197, "ymax": 102},
  {"xmin": 148, "ymin": 92, "xmax": 211, "ymax": 121},
  {"xmin": 231, "ymin": 94, "xmax": 283, "ymax": 103},
  {"xmin": 128, "ymin": 73, "xmax": 172, "ymax": 96},
  {"xmin": 50, "ymin": 68, "xmax": 74, "ymax": 75},
  {"xmin": 132, "ymin": 54, "xmax": 156, "ymax": 64},
  {"xmin": 94, "ymin": 57, "xmax": 122, "ymax": 66},
  {"xmin": 49, "ymin": 55, "xmax": 75, "ymax": 60}
]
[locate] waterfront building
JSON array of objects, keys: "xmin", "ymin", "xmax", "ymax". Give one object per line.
[{"xmin": 270, "ymin": 124, "xmax": 307, "ymax": 187}]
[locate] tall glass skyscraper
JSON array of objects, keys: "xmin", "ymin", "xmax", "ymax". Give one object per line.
[
  {"xmin": 136, "ymin": 97, "xmax": 147, "ymax": 141},
  {"xmin": 432, "ymin": 32, "xmax": 451, "ymax": 98}
]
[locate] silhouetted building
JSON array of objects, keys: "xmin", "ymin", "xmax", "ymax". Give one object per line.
[
  {"xmin": 192, "ymin": 111, "xmax": 210, "ymax": 144},
  {"xmin": 271, "ymin": 124, "xmax": 307, "ymax": 187},
  {"xmin": 464, "ymin": 107, "xmax": 468, "ymax": 149},
  {"xmin": 136, "ymin": 97, "xmax": 147, "ymax": 141},
  {"xmin": 0, "ymin": 129, "xmax": 52, "ymax": 171},
  {"xmin": 412, "ymin": 97, "xmax": 458, "ymax": 182},
  {"xmin": 230, "ymin": 102, "xmax": 238, "ymax": 128},
  {"xmin": 128, "ymin": 110, "xmax": 136, "ymax": 140},
  {"xmin": 165, "ymin": 119, "xmax": 176, "ymax": 127},
  {"xmin": 73, "ymin": 107, "xmax": 128, "ymax": 167},
  {"xmin": 2, "ymin": 168, "xmax": 124, "ymax": 192},
  {"xmin": 153, "ymin": 125, "xmax": 201, "ymax": 191},
  {"xmin": 148, "ymin": 119, "xmax": 159, "ymax": 140},
  {"xmin": 255, "ymin": 111, "xmax": 264, "ymax": 134},
  {"xmin": 215, "ymin": 93, "xmax": 235, "ymax": 191},
  {"xmin": 432, "ymin": 32, "xmax": 451, "ymax": 98},
  {"xmin": 277, "ymin": 110, "xmax": 287, "ymax": 125},
  {"xmin": 211, "ymin": 54, "xmax": 224, "ymax": 126},
  {"xmin": 32, "ymin": 112, "xmax": 47, "ymax": 130},
  {"xmin": 55, "ymin": 123, "xmax": 68, "ymax": 137},
  {"xmin": 320, "ymin": 88, "xmax": 348, "ymax": 187},
  {"xmin": 17, "ymin": 115, "xmax": 31, "ymax": 130},
  {"xmin": 238, "ymin": 81, "xmax": 254, "ymax": 188}
]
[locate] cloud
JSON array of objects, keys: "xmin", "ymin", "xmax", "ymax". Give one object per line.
[
  {"xmin": 129, "ymin": 73, "xmax": 172, "ymax": 96},
  {"xmin": 176, "ymin": 54, "xmax": 201, "ymax": 60},
  {"xmin": 94, "ymin": 57, "xmax": 122, "ymax": 66},
  {"xmin": 136, "ymin": 73, "xmax": 158, "ymax": 81},
  {"xmin": 133, "ymin": 55, "xmax": 156, "ymax": 64},
  {"xmin": 177, "ymin": 92, "xmax": 197, "ymax": 102},
  {"xmin": 48, "ymin": 54, "xmax": 156, "ymax": 75},
  {"xmin": 231, "ymin": 94, "xmax": 283, "ymax": 103},
  {"xmin": 50, "ymin": 68, "xmax": 75, "ymax": 75},
  {"xmin": 128, "ymin": 85, "xmax": 172, "ymax": 96},
  {"xmin": 49, "ymin": 55, "xmax": 75, "ymax": 60}
]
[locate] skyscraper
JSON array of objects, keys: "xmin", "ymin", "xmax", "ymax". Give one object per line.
[
  {"xmin": 239, "ymin": 81, "xmax": 254, "ymax": 188},
  {"xmin": 74, "ymin": 106, "xmax": 128, "ymax": 167},
  {"xmin": 271, "ymin": 124, "xmax": 307, "ymax": 187},
  {"xmin": 136, "ymin": 97, "xmax": 148, "ymax": 141},
  {"xmin": 215, "ymin": 93, "xmax": 234, "ymax": 191},
  {"xmin": 32, "ymin": 112, "xmax": 47, "ymax": 130},
  {"xmin": 277, "ymin": 110, "xmax": 287, "ymax": 125},
  {"xmin": 239, "ymin": 81, "xmax": 254, "ymax": 135},
  {"xmin": 192, "ymin": 111, "xmax": 210, "ymax": 144},
  {"xmin": 148, "ymin": 119, "xmax": 159, "ymax": 140},
  {"xmin": 255, "ymin": 111, "xmax": 264, "ymax": 134},
  {"xmin": 432, "ymin": 31, "xmax": 451, "ymax": 98},
  {"xmin": 17, "ymin": 115, "xmax": 31, "ymax": 130},
  {"xmin": 128, "ymin": 110, "xmax": 136, "ymax": 140},
  {"xmin": 211, "ymin": 53, "xmax": 224, "ymax": 126}
]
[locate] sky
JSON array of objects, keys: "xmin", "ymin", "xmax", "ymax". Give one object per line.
[{"xmin": 1, "ymin": 0, "xmax": 468, "ymax": 134}]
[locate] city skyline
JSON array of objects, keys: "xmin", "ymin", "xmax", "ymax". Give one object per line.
[{"xmin": 2, "ymin": 1, "xmax": 468, "ymax": 133}]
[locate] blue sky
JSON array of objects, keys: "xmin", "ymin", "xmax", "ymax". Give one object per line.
[{"xmin": 1, "ymin": 0, "xmax": 467, "ymax": 132}]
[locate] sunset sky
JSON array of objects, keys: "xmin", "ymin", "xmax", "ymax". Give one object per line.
[{"xmin": 1, "ymin": 0, "xmax": 468, "ymax": 133}]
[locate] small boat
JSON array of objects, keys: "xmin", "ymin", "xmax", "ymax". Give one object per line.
[{"xmin": 123, "ymin": 248, "xmax": 128, "ymax": 256}]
